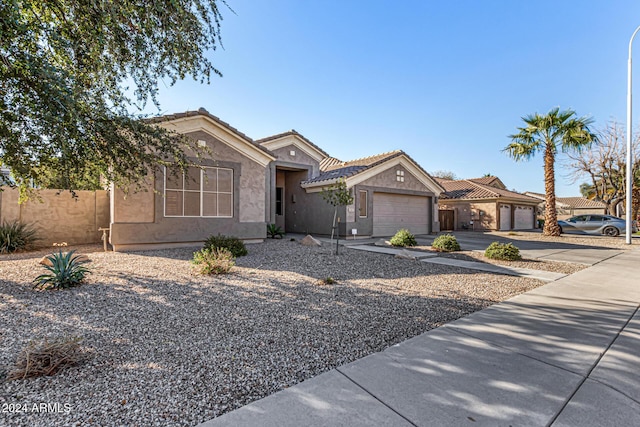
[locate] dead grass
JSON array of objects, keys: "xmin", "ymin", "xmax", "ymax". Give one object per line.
[{"xmin": 7, "ymin": 336, "xmax": 84, "ymax": 380}]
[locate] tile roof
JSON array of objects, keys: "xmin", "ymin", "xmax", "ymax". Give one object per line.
[
  {"xmin": 319, "ymin": 157, "xmax": 343, "ymax": 170},
  {"xmin": 524, "ymin": 192, "xmax": 607, "ymax": 209},
  {"xmin": 256, "ymin": 130, "xmax": 331, "ymax": 158},
  {"xmin": 557, "ymin": 197, "xmax": 607, "ymax": 209},
  {"xmin": 439, "ymin": 179, "xmax": 539, "ymax": 203},
  {"xmin": 303, "ymin": 150, "xmax": 445, "ymax": 193},
  {"xmin": 468, "ymin": 176, "xmax": 506, "ymax": 189},
  {"xmin": 303, "ymin": 151, "xmax": 404, "ymax": 184},
  {"xmin": 146, "ymin": 108, "xmax": 275, "ymax": 157}
]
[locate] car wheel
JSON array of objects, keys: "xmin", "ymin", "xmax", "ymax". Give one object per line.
[
  {"xmin": 603, "ymin": 226, "xmax": 619, "ymax": 237},
  {"xmin": 559, "ymin": 226, "xmax": 563, "ymax": 234}
]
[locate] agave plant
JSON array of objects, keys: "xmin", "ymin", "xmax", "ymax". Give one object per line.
[
  {"xmin": 33, "ymin": 250, "xmax": 91, "ymax": 290},
  {"xmin": 0, "ymin": 220, "xmax": 39, "ymax": 253},
  {"xmin": 266, "ymin": 223, "xmax": 284, "ymax": 239}
]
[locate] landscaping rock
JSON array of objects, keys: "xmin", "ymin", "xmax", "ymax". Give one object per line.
[
  {"xmin": 75, "ymin": 254, "xmax": 90, "ymax": 263},
  {"xmin": 38, "ymin": 253, "xmax": 90, "ymax": 267},
  {"xmin": 300, "ymin": 235, "xmax": 322, "ymax": 247},
  {"xmin": 394, "ymin": 249, "xmax": 417, "ymax": 260},
  {"xmin": 38, "ymin": 256, "xmax": 53, "ymax": 267},
  {"xmin": 374, "ymin": 239, "xmax": 389, "ymax": 247}
]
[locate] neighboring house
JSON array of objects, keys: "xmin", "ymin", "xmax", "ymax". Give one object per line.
[
  {"xmin": 108, "ymin": 109, "xmax": 444, "ymax": 250},
  {"xmin": 438, "ymin": 177, "xmax": 539, "ymax": 231},
  {"xmin": 524, "ymin": 192, "xmax": 607, "ymax": 219}
]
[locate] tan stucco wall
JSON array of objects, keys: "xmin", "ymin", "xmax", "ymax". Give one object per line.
[
  {"xmin": 358, "ymin": 165, "xmax": 429, "ymax": 192},
  {"xmin": 472, "ymin": 202, "xmax": 497, "ymax": 230},
  {"xmin": 440, "ymin": 200, "xmax": 497, "ymax": 230},
  {"xmin": 0, "ymin": 188, "xmax": 109, "ymax": 245}
]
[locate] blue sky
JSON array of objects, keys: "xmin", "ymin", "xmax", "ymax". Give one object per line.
[{"xmin": 146, "ymin": 0, "xmax": 640, "ymax": 197}]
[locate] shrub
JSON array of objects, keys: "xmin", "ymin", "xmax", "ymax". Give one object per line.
[
  {"xmin": 432, "ymin": 234, "xmax": 461, "ymax": 252},
  {"xmin": 7, "ymin": 336, "xmax": 83, "ymax": 380},
  {"xmin": 0, "ymin": 220, "xmax": 38, "ymax": 253},
  {"xmin": 33, "ymin": 250, "xmax": 91, "ymax": 290},
  {"xmin": 192, "ymin": 247, "xmax": 235, "ymax": 275},
  {"xmin": 267, "ymin": 223, "xmax": 285, "ymax": 239},
  {"xmin": 390, "ymin": 229, "xmax": 417, "ymax": 247},
  {"xmin": 204, "ymin": 234, "xmax": 248, "ymax": 257},
  {"xmin": 484, "ymin": 242, "xmax": 522, "ymax": 261}
]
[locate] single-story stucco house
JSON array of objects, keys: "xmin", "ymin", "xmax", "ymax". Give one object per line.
[
  {"xmin": 523, "ymin": 192, "xmax": 607, "ymax": 219},
  {"xmin": 108, "ymin": 109, "xmax": 444, "ymax": 250},
  {"xmin": 437, "ymin": 176, "xmax": 539, "ymax": 231}
]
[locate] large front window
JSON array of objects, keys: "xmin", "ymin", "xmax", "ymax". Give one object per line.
[{"xmin": 164, "ymin": 166, "xmax": 233, "ymax": 217}]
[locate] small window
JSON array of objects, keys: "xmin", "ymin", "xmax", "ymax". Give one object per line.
[
  {"xmin": 276, "ymin": 187, "xmax": 283, "ymax": 216},
  {"xmin": 359, "ymin": 190, "xmax": 367, "ymax": 217},
  {"xmin": 396, "ymin": 170, "xmax": 405, "ymax": 182}
]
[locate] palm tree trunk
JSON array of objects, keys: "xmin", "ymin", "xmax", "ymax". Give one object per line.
[{"xmin": 543, "ymin": 144, "xmax": 561, "ymax": 236}]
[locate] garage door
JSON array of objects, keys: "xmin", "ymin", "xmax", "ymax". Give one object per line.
[
  {"xmin": 373, "ymin": 193, "xmax": 429, "ymax": 236},
  {"xmin": 499, "ymin": 205, "xmax": 511, "ymax": 230},
  {"xmin": 514, "ymin": 205, "xmax": 534, "ymax": 230}
]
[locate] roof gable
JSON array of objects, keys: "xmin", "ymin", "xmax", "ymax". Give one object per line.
[
  {"xmin": 440, "ymin": 179, "xmax": 539, "ymax": 203},
  {"xmin": 150, "ymin": 108, "xmax": 275, "ymax": 167},
  {"xmin": 302, "ymin": 151, "xmax": 444, "ymax": 195},
  {"xmin": 468, "ymin": 176, "xmax": 506, "ymax": 189},
  {"xmin": 257, "ymin": 130, "xmax": 329, "ymax": 163}
]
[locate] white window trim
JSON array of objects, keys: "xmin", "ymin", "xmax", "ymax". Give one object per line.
[{"xmin": 164, "ymin": 166, "xmax": 234, "ymax": 218}]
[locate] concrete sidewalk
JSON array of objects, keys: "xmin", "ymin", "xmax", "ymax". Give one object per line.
[{"xmin": 200, "ymin": 248, "xmax": 640, "ymax": 426}]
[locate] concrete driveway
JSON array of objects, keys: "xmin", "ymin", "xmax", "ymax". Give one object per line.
[{"xmin": 414, "ymin": 231, "xmax": 625, "ymax": 265}]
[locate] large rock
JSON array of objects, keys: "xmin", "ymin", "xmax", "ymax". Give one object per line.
[
  {"xmin": 38, "ymin": 253, "xmax": 91, "ymax": 267},
  {"xmin": 300, "ymin": 235, "xmax": 322, "ymax": 247},
  {"xmin": 374, "ymin": 239, "xmax": 390, "ymax": 247},
  {"xmin": 39, "ymin": 256, "xmax": 53, "ymax": 267}
]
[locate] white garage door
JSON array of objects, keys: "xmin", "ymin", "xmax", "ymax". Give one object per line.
[
  {"xmin": 499, "ymin": 205, "xmax": 511, "ymax": 230},
  {"xmin": 514, "ymin": 205, "xmax": 534, "ymax": 230},
  {"xmin": 372, "ymin": 193, "xmax": 429, "ymax": 236}
]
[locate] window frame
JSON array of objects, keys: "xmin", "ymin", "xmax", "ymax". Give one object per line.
[
  {"xmin": 275, "ymin": 187, "xmax": 284, "ymax": 216},
  {"xmin": 358, "ymin": 190, "xmax": 368, "ymax": 218},
  {"xmin": 163, "ymin": 166, "xmax": 234, "ymax": 218}
]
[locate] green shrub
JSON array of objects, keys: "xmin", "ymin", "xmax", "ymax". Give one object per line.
[
  {"xmin": 192, "ymin": 247, "xmax": 235, "ymax": 275},
  {"xmin": 204, "ymin": 234, "xmax": 248, "ymax": 257},
  {"xmin": 432, "ymin": 234, "xmax": 461, "ymax": 252},
  {"xmin": 484, "ymin": 242, "xmax": 522, "ymax": 261},
  {"xmin": 0, "ymin": 220, "xmax": 38, "ymax": 253},
  {"xmin": 267, "ymin": 223, "xmax": 284, "ymax": 239},
  {"xmin": 389, "ymin": 229, "xmax": 417, "ymax": 247},
  {"xmin": 33, "ymin": 250, "xmax": 91, "ymax": 290}
]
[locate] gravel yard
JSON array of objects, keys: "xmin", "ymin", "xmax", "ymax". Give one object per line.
[
  {"xmin": 437, "ymin": 251, "xmax": 587, "ymax": 275},
  {"xmin": 1, "ymin": 239, "xmax": 548, "ymax": 426}
]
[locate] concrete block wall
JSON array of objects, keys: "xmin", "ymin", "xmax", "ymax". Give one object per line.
[{"xmin": 0, "ymin": 188, "xmax": 109, "ymax": 246}]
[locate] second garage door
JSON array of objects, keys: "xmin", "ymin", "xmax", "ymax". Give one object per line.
[
  {"xmin": 372, "ymin": 193, "xmax": 429, "ymax": 236},
  {"xmin": 514, "ymin": 205, "xmax": 534, "ymax": 230}
]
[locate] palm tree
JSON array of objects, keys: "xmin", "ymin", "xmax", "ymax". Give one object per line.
[{"xmin": 504, "ymin": 107, "xmax": 598, "ymax": 236}]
